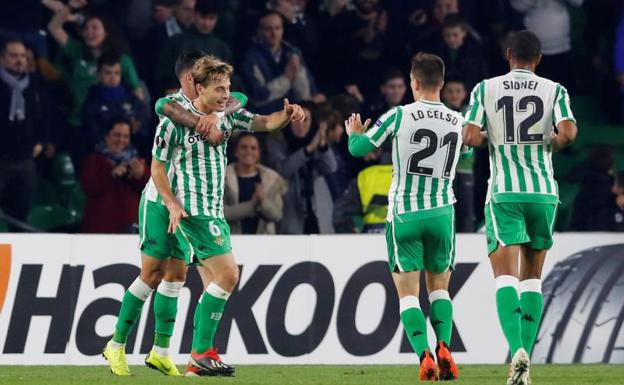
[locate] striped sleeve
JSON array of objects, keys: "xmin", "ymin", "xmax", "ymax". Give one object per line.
[
  {"xmin": 552, "ymin": 84, "xmax": 576, "ymax": 125},
  {"xmin": 365, "ymin": 107, "xmax": 397, "ymax": 147},
  {"xmin": 464, "ymin": 81, "xmax": 486, "ymax": 127},
  {"xmin": 229, "ymin": 108, "xmax": 256, "ymax": 131},
  {"xmin": 152, "ymin": 118, "xmax": 178, "ymax": 162}
]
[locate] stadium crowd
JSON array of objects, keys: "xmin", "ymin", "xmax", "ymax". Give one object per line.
[{"xmin": 0, "ymin": 0, "xmax": 623, "ymax": 234}]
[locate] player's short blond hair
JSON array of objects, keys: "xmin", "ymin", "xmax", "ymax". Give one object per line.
[{"xmin": 191, "ymin": 55, "xmax": 233, "ymax": 86}]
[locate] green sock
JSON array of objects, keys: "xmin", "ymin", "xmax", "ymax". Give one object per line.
[
  {"xmin": 153, "ymin": 281, "xmax": 183, "ymax": 349},
  {"xmin": 400, "ymin": 296, "xmax": 430, "ymax": 357},
  {"xmin": 113, "ymin": 278, "xmax": 153, "ymax": 344},
  {"xmin": 495, "ymin": 278, "xmax": 523, "ymax": 356},
  {"xmin": 520, "ymin": 280, "xmax": 543, "ymax": 355},
  {"xmin": 195, "ymin": 283, "xmax": 229, "ymax": 353},
  {"xmin": 191, "ymin": 295, "xmax": 203, "ymax": 352},
  {"xmin": 429, "ymin": 290, "xmax": 453, "ymax": 346}
]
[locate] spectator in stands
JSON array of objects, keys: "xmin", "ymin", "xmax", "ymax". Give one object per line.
[
  {"xmin": 0, "ymin": 39, "xmax": 49, "ymax": 223},
  {"xmin": 82, "ymin": 54, "xmax": 149, "ymax": 159},
  {"xmin": 330, "ymin": 0, "xmax": 389, "ymax": 94},
  {"xmin": 365, "ymin": 69, "xmax": 407, "ymax": 122},
  {"xmin": 406, "ymin": 0, "xmax": 459, "ymax": 56},
  {"xmin": 266, "ymin": 103, "xmax": 337, "ymax": 233},
  {"xmin": 242, "ymin": 11, "xmax": 322, "ymax": 114},
  {"xmin": 267, "ymin": 0, "xmax": 320, "ymax": 67},
  {"xmin": 142, "ymin": 0, "xmax": 196, "ymax": 90},
  {"xmin": 47, "ymin": 6, "xmax": 143, "ymax": 129},
  {"xmin": 571, "ymin": 146, "xmax": 616, "ymax": 231},
  {"xmin": 80, "ymin": 117, "xmax": 149, "ymax": 233},
  {"xmin": 224, "ymin": 133, "xmax": 287, "ymax": 234},
  {"xmin": 442, "ymin": 76, "xmax": 475, "ymax": 232},
  {"xmin": 333, "ymin": 147, "xmax": 390, "ymax": 233},
  {"xmin": 156, "ymin": 0, "xmax": 232, "ymax": 92},
  {"xmin": 510, "ymin": 0, "xmax": 583, "ymax": 90},
  {"xmin": 434, "ymin": 15, "xmax": 487, "ymax": 91},
  {"xmin": 320, "ymin": 107, "xmax": 351, "ymax": 199},
  {"xmin": 441, "ymin": 75, "xmax": 467, "ymax": 111}
]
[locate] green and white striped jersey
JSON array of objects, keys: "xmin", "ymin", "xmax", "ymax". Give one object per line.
[
  {"xmin": 151, "ymin": 101, "xmax": 255, "ymax": 218},
  {"xmin": 365, "ymin": 100, "xmax": 464, "ymax": 221},
  {"xmin": 465, "ymin": 69, "xmax": 575, "ymax": 204},
  {"xmin": 143, "ymin": 89, "xmax": 192, "ymax": 205}
]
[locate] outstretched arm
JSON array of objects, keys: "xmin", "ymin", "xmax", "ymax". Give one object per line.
[{"xmin": 251, "ymin": 98, "xmax": 305, "ymax": 132}]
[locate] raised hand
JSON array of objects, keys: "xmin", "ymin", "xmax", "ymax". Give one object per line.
[
  {"xmin": 284, "ymin": 98, "xmax": 305, "ymax": 122},
  {"xmin": 345, "ymin": 113, "xmax": 371, "ymax": 136}
]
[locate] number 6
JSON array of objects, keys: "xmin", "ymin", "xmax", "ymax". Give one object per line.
[{"xmin": 209, "ymin": 220, "xmax": 222, "ymax": 236}]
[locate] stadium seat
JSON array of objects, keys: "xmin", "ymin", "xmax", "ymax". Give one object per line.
[
  {"xmin": 27, "ymin": 205, "xmax": 80, "ymax": 232},
  {"xmin": 53, "ymin": 152, "xmax": 77, "ymax": 203},
  {"xmin": 67, "ymin": 185, "xmax": 86, "ymax": 221},
  {"xmin": 33, "ymin": 176, "xmax": 60, "ymax": 206}
]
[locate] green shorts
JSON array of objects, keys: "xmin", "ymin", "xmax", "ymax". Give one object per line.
[
  {"xmin": 484, "ymin": 201, "xmax": 558, "ymax": 255},
  {"xmin": 385, "ymin": 205, "xmax": 456, "ymax": 274},
  {"xmin": 138, "ymin": 195, "xmax": 185, "ymax": 260},
  {"xmin": 175, "ymin": 216, "xmax": 232, "ymax": 264}
]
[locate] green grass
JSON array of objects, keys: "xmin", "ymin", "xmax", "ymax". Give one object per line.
[{"xmin": 1, "ymin": 365, "xmax": 623, "ymax": 385}]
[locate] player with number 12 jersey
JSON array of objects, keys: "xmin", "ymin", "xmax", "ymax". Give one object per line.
[{"xmin": 463, "ymin": 30, "xmax": 578, "ymax": 385}]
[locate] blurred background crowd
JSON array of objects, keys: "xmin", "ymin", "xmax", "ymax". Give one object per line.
[{"xmin": 0, "ymin": 0, "xmax": 623, "ymax": 234}]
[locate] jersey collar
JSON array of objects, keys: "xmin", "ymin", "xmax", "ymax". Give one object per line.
[
  {"xmin": 419, "ymin": 99, "xmax": 443, "ymax": 106},
  {"xmin": 511, "ymin": 69, "xmax": 534, "ymax": 75},
  {"xmin": 179, "ymin": 89, "xmax": 192, "ymax": 103}
]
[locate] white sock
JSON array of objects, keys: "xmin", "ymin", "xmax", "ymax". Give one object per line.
[
  {"xmin": 128, "ymin": 278, "xmax": 154, "ymax": 301},
  {"xmin": 110, "ymin": 340, "xmax": 125, "ymax": 349},
  {"xmin": 153, "ymin": 345, "xmax": 169, "ymax": 356},
  {"xmin": 157, "ymin": 280, "xmax": 184, "ymax": 298}
]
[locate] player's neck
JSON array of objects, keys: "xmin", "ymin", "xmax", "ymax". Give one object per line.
[
  {"xmin": 192, "ymin": 99, "xmax": 215, "ymax": 115},
  {"xmin": 416, "ymin": 91, "xmax": 441, "ymax": 104},
  {"xmin": 510, "ymin": 63, "xmax": 535, "ymax": 73},
  {"xmin": 180, "ymin": 86, "xmax": 195, "ymax": 101}
]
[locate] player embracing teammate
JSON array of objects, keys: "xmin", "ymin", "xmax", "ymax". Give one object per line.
[{"xmin": 104, "ymin": 53, "xmax": 304, "ymax": 377}]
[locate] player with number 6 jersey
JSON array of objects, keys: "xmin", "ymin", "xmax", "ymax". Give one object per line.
[
  {"xmin": 346, "ymin": 53, "xmax": 468, "ymax": 381},
  {"xmin": 463, "ymin": 31, "xmax": 578, "ymax": 385}
]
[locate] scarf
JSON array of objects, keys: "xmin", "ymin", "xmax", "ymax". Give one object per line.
[
  {"xmin": 0, "ymin": 66, "xmax": 30, "ymax": 122},
  {"xmin": 96, "ymin": 140, "xmax": 137, "ymax": 166}
]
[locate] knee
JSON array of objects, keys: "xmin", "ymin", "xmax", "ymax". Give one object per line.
[
  {"xmin": 140, "ymin": 269, "xmax": 164, "ymax": 289},
  {"xmin": 217, "ymin": 265, "xmax": 239, "ymax": 292},
  {"xmin": 164, "ymin": 270, "xmax": 187, "ymax": 283}
]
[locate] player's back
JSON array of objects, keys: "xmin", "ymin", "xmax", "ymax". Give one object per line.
[
  {"xmin": 388, "ymin": 100, "xmax": 464, "ymax": 219},
  {"xmin": 473, "ymin": 69, "xmax": 574, "ymax": 203}
]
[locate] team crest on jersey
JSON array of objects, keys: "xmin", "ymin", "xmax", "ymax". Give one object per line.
[
  {"xmin": 214, "ymin": 236, "xmax": 224, "ymax": 246},
  {"xmin": 155, "ymin": 136, "xmax": 167, "ymax": 149}
]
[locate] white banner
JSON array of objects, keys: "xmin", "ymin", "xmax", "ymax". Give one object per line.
[{"xmin": 0, "ymin": 233, "xmax": 622, "ymax": 365}]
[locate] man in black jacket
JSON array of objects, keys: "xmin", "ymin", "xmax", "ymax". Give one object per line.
[{"xmin": 0, "ymin": 38, "xmax": 48, "ymax": 222}]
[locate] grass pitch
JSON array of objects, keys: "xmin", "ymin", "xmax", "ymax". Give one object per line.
[{"xmin": 0, "ymin": 364, "xmax": 622, "ymax": 385}]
